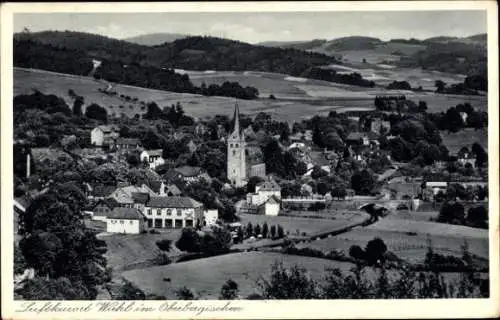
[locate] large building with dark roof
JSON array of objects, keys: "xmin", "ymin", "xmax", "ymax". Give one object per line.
[{"xmin": 144, "ymin": 196, "xmax": 203, "ymax": 229}]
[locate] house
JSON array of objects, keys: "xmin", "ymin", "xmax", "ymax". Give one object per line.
[
  {"xmin": 259, "ymin": 195, "xmax": 280, "ymax": 216},
  {"xmin": 109, "ymin": 184, "xmax": 157, "ymax": 208},
  {"xmin": 72, "ymin": 148, "xmax": 108, "ymax": 162},
  {"xmin": 457, "ymin": 150, "xmax": 476, "ymax": 167},
  {"xmin": 91, "ymin": 125, "xmax": 119, "ymax": 147},
  {"xmin": 112, "ymin": 138, "xmax": 141, "ymax": 150},
  {"xmin": 247, "ymin": 178, "xmax": 281, "ymax": 206},
  {"xmin": 144, "ymin": 196, "xmax": 203, "ymax": 229},
  {"xmin": 195, "ymin": 123, "xmax": 207, "ymax": 136},
  {"xmin": 85, "ymin": 183, "xmax": 116, "ymax": 200},
  {"xmin": 424, "ymin": 181, "xmax": 448, "ymax": 195},
  {"xmin": 370, "ymin": 118, "xmax": 391, "ymax": 135},
  {"xmin": 14, "ymin": 195, "xmax": 32, "ymax": 234},
  {"xmin": 106, "ymin": 207, "xmax": 148, "ymax": 234},
  {"xmin": 91, "ymin": 198, "xmax": 119, "ymax": 221},
  {"xmin": 140, "ymin": 150, "xmax": 165, "ymax": 169},
  {"xmin": 203, "ymin": 209, "xmax": 219, "ymax": 226},
  {"xmin": 248, "ymin": 163, "xmax": 266, "ymax": 179},
  {"xmin": 165, "ymin": 166, "xmax": 210, "ymax": 184},
  {"xmin": 346, "ymin": 132, "xmax": 370, "ymax": 146}
]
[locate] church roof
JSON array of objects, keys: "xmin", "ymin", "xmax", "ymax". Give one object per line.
[{"xmin": 230, "ymin": 104, "xmax": 243, "ymax": 136}]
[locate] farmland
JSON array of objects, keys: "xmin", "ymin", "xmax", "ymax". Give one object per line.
[
  {"xmin": 98, "ymin": 230, "xmax": 182, "ymax": 271},
  {"xmin": 238, "ymin": 211, "xmax": 369, "ymax": 237},
  {"xmin": 441, "ymin": 128, "xmax": 488, "ymax": 154},
  {"xmin": 14, "ymin": 67, "xmax": 486, "ymax": 124},
  {"xmin": 121, "ymin": 251, "xmax": 356, "ymax": 299}
]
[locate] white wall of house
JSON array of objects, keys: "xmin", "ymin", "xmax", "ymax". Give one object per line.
[
  {"xmin": 140, "ymin": 151, "xmax": 165, "ymax": 169},
  {"xmin": 143, "ymin": 206, "xmax": 202, "ymax": 229},
  {"xmin": 106, "ymin": 218, "xmax": 144, "ymax": 234},
  {"xmin": 248, "ymin": 189, "xmax": 281, "ymax": 206},
  {"xmin": 91, "ymin": 128, "xmax": 104, "ymax": 146},
  {"xmin": 203, "ymin": 209, "xmax": 219, "ymax": 226},
  {"xmin": 264, "ymin": 202, "xmax": 280, "ymax": 216}
]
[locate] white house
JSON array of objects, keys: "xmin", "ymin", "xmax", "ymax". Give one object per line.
[
  {"xmin": 424, "ymin": 181, "xmax": 448, "ymax": 195},
  {"xmin": 144, "ymin": 196, "xmax": 203, "ymax": 229},
  {"xmin": 91, "ymin": 125, "xmax": 119, "ymax": 147},
  {"xmin": 259, "ymin": 195, "xmax": 280, "ymax": 216},
  {"xmin": 247, "ymin": 178, "xmax": 281, "ymax": 206},
  {"xmin": 203, "ymin": 209, "xmax": 219, "ymax": 226},
  {"xmin": 140, "ymin": 150, "xmax": 165, "ymax": 169},
  {"xmin": 106, "ymin": 207, "xmax": 147, "ymax": 234}
]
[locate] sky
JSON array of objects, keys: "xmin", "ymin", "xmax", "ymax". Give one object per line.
[{"xmin": 14, "ymin": 11, "xmax": 487, "ymax": 43}]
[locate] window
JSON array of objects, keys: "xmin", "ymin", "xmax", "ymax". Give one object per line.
[
  {"xmin": 177, "ymin": 209, "xmax": 182, "ymax": 216},
  {"xmin": 233, "ymin": 150, "xmax": 236, "ymax": 156},
  {"xmin": 157, "ymin": 209, "xmax": 161, "ymax": 216},
  {"xmin": 120, "ymin": 220, "xmax": 124, "ymax": 224},
  {"xmin": 230, "ymin": 144, "xmax": 234, "ymax": 148},
  {"xmin": 167, "ymin": 209, "xmax": 172, "ymax": 216},
  {"xmin": 165, "ymin": 219, "xmax": 173, "ymax": 228},
  {"xmin": 174, "ymin": 219, "xmax": 183, "ymax": 229},
  {"xmin": 154, "ymin": 219, "xmax": 162, "ymax": 228},
  {"xmin": 130, "ymin": 220, "xmax": 133, "ymax": 224},
  {"xmin": 185, "ymin": 219, "xmax": 193, "ymax": 227},
  {"xmin": 235, "ymin": 144, "xmax": 239, "ymax": 148},
  {"xmin": 147, "ymin": 219, "xmax": 153, "ymax": 228},
  {"xmin": 148, "ymin": 209, "xmax": 152, "ymax": 215}
]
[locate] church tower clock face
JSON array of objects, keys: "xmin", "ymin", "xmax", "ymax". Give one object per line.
[{"xmin": 227, "ymin": 104, "xmax": 246, "ymax": 187}]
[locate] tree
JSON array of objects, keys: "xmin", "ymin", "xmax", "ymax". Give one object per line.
[
  {"xmin": 435, "ymin": 80, "xmax": 446, "ymax": 93},
  {"xmin": 254, "ymin": 224, "xmax": 262, "ymax": 237},
  {"xmin": 277, "ymin": 225, "xmax": 285, "ymax": 238},
  {"xmin": 317, "ymin": 182, "xmax": 329, "ymax": 196},
  {"xmin": 156, "ymin": 239, "xmax": 172, "ymax": 252},
  {"xmin": 418, "ymin": 101, "xmax": 428, "ymax": 112},
  {"xmin": 176, "ymin": 227, "xmax": 203, "ymax": 252},
  {"xmin": 270, "ymin": 225, "xmax": 277, "ymax": 239},
  {"xmin": 262, "ymin": 223, "xmax": 269, "ymax": 238},
  {"xmin": 349, "ymin": 245, "xmax": 365, "ymax": 261},
  {"xmin": 237, "ymin": 227, "xmax": 244, "ymax": 241},
  {"xmin": 84, "ymin": 103, "xmax": 107, "ymax": 122},
  {"xmin": 467, "ymin": 206, "xmax": 488, "ymax": 228},
  {"xmin": 176, "ymin": 286, "xmax": 196, "ymax": 300},
  {"xmin": 246, "ymin": 222, "xmax": 254, "ymax": 238},
  {"xmin": 364, "ymin": 238, "xmax": 387, "ymax": 265},
  {"xmin": 471, "ymin": 143, "xmax": 487, "ymax": 167},
  {"xmin": 262, "ymin": 139, "xmax": 285, "ymax": 177},
  {"xmin": 246, "ymin": 176, "xmax": 264, "ymax": 193},
  {"xmin": 17, "ymin": 277, "xmax": 89, "ymax": 300},
  {"xmin": 220, "ymin": 279, "xmax": 239, "ymax": 300},
  {"xmin": 73, "ymin": 96, "xmax": 84, "ymax": 117},
  {"xmin": 351, "ymin": 169, "xmax": 375, "ymax": 195},
  {"xmin": 257, "ymin": 262, "xmax": 321, "ymax": 299},
  {"xmin": 438, "ymin": 201, "xmax": 465, "ymax": 224}
]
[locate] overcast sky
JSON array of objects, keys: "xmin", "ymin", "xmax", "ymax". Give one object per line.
[{"xmin": 14, "ymin": 11, "xmax": 487, "ymax": 43}]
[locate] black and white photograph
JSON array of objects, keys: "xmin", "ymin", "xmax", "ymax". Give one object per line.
[{"xmin": 1, "ymin": 1, "xmax": 499, "ymax": 319}]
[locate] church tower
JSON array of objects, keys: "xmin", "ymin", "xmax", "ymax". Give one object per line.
[{"xmin": 227, "ymin": 104, "xmax": 246, "ymax": 187}]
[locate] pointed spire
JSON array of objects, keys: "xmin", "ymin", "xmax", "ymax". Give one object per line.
[{"xmin": 232, "ymin": 103, "xmax": 241, "ymax": 135}]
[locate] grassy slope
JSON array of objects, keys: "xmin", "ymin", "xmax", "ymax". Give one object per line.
[{"xmin": 121, "ymin": 251, "xmax": 356, "ymax": 299}]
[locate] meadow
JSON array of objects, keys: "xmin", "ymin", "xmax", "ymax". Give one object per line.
[
  {"xmin": 121, "ymin": 251, "xmax": 356, "ymax": 299},
  {"xmin": 238, "ymin": 212, "xmax": 369, "ymax": 237},
  {"xmin": 98, "ymin": 230, "xmax": 182, "ymax": 271},
  {"xmin": 14, "ymin": 67, "xmax": 486, "ymax": 124},
  {"xmin": 440, "ymin": 128, "xmax": 488, "ymax": 154}
]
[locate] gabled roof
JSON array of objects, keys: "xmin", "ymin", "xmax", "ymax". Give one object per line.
[
  {"xmin": 93, "ymin": 197, "xmax": 119, "ymax": 210},
  {"xmin": 175, "ymin": 166, "xmax": 202, "ymax": 177},
  {"xmin": 30, "ymin": 148, "xmax": 73, "ymax": 164},
  {"xmin": 115, "ymin": 138, "xmax": 141, "ymax": 146},
  {"xmin": 147, "ymin": 196, "xmax": 203, "ymax": 208},
  {"xmin": 92, "ymin": 184, "xmax": 116, "ymax": 198},
  {"xmin": 143, "ymin": 149, "xmax": 163, "ymax": 157},
  {"xmin": 257, "ymin": 180, "xmax": 281, "ymax": 192},
  {"xmin": 265, "ymin": 195, "xmax": 280, "ymax": 204},
  {"xmin": 131, "ymin": 192, "xmax": 150, "ymax": 204},
  {"xmin": 95, "ymin": 125, "xmax": 119, "ymax": 133},
  {"xmin": 107, "ymin": 207, "xmax": 146, "ymax": 220}
]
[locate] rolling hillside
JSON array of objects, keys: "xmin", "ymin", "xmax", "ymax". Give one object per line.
[{"xmin": 124, "ymin": 32, "xmax": 188, "ymax": 46}]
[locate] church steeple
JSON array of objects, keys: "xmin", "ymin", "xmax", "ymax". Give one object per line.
[{"xmin": 231, "ymin": 103, "xmax": 241, "ymax": 136}]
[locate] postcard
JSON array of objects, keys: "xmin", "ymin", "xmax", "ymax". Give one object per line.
[{"xmin": 1, "ymin": 1, "xmax": 498, "ymax": 319}]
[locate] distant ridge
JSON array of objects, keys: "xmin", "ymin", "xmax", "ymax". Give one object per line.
[{"xmin": 124, "ymin": 33, "xmax": 188, "ymax": 46}]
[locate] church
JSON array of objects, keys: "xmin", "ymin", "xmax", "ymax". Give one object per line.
[{"xmin": 227, "ymin": 104, "xmax": 247, "ymax": 187}]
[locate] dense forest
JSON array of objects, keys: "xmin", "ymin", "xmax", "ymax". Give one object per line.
[{"xmin": 304, "ymin": 67, "xmax": 375, "ymax": 87}]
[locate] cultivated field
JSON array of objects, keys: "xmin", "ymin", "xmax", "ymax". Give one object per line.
[
  {"xmin": 238, "ymin": 212, "xmax": 369, "ymax": 237},
  {"xmin": 441, "ymin": 128, "xmax": 488, "ymax": 154},
  {"xmin": 121, "ymin": 251, "xmax": 356, "ymax": 299},
  {"xmin": 15, "ymin": 67, "xmax": 486, "ymax": 123},
  {"xmin": 99, "ymin": 230, "xmax": 182, "ymax": 270}
]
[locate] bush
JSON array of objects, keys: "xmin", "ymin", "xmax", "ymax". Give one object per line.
[
  {"xmin": 149, "ymin": 229, "xmax": 160, "ymax": 234},
  {"xmin": 219, "ymin": 279, "xmax": 239, "ymax": 300},
  {"xmin": 154, "ymin": 253, "xmax": 171, "ymax": 266},
  {"xmin": 349, "ymin": 245, "xmax": 365, "ymax": 261},
  {"xmin": 176, "ymin": 286, "xmax": 196, "ymax": 300},
  {"xmin": 364, "ymin": 238, "xmax": 387, "ymax": 265},
  {"xmin": 156, "ymin": 239, "xmax": 172, "ymax": 252}
]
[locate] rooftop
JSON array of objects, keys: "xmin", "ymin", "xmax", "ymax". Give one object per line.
[
  {"xmin": 144, "ymin": 149, "xmax": 163, "ymax": 157},
  {"xmin": 147, "ymin": 196, "xmax": 203, "ymax": 208},
  {"xmin": 175, "ymin": 166, "xmax": 202, "ymax": 177},
  {"xmin": 107, "ymin": 207, "xmax": 146, "ymax": 220}
]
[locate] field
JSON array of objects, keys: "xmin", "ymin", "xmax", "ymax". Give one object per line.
[
  {"xmin": 15, "ymin": 67, "xmax": 486, "ymax": 123},
  {"xmin": 121, "ymin": 251, "xmax": 356, "ymax": 299},
  {"xmin": 98, "ymin": 230, "xmax": 182, "ymax": 271},
  {"xmin": 238, "ymin": 212, "xmax": 369, "ymax": 237},
  {"xmin": 441, "ymin": 128, "xmax": 488, "ymax": 154}
]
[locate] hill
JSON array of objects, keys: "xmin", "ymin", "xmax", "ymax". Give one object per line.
[{"xmin": 124, "ymin": 32, "xmax": 188, "ymax": 46}]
